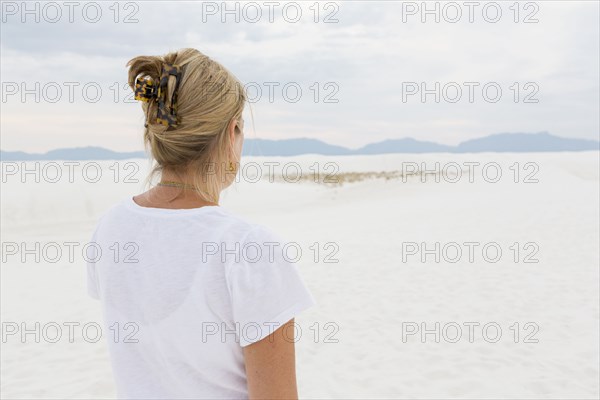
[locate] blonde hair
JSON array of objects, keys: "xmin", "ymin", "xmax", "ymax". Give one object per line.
[{"xmin": 127, "ymin": 48, "xmax": 247, "ymax": 204}]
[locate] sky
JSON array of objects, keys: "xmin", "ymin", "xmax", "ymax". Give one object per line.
[{"xmin": 1, "ymin": 0, "xmax": 599, "ymax": 152}]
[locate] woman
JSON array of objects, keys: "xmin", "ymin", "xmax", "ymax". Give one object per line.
[{"xmin": 86, "ymin": 48, "xmax": 316, "ymax": 399}]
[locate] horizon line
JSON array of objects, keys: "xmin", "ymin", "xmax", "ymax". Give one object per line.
[{"xmin": 2, "ymin": 131, "xmax": 600, "ymax": 154}]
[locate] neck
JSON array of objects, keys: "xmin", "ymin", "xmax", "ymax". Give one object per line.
[{"xmin": 160, "ymin": 169, "xmax": 195, "ymax": 185}]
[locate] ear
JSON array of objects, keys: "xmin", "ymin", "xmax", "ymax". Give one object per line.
[{"xmin": 228, "ymin": 118, "xmax": 238, "ymax": 145}]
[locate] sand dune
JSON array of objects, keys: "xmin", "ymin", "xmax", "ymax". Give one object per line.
[{"xmin": 1, "ymin": 152, "xmax": 598, "ymax": 399}]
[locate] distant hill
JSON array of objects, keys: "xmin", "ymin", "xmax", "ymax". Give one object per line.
[
  {"xmin": 456, "ymin": 132, "xmax": 600, "ymax": 153},
  {"xmin": 1, "ymin": 132, "xmax": 598, "ymax": 160},
  {"xmin": 242, "ymin": 138, "xmax": 350, "ymax": 156},
  {"xmin": 355, "ymin": 138, "xmax": 454, "ymax": 154},
  {"xmin": 0, "ymin": 147, "xmax": 145, "ymax": 161}
]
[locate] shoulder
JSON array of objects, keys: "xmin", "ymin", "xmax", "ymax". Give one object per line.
[
  {"xmin": 89, "ymin": 198, "xmax": 126, "ymax": 233},
  {"xmin": 242, "ymin": 223, "xmax": 285, "ymax": 246},
  {"xmin": 216, "ymin": 208, "xmax": 283, "ymax": 244}
]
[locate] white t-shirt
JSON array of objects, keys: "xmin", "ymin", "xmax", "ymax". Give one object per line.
[{"xmin": 86, "ymin": 196, "xmax": 317, "ymax": 399}]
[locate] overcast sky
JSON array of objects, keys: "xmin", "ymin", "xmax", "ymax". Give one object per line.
[{"xmin": 1, "ymin": 1, "xmax": 599, "ymax": 152}]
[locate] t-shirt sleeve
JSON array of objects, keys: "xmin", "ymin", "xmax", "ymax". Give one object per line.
[
  {"xmin": 87, "ymin": 258, "xmax": 100, "ymax": 300},
  {"xmin": 224, "ymin": 225, "xmax": 317, "ymax": 347},
  {"xmin": 86, "ymin": 221, "xmax": 102, "ymax": 300}
]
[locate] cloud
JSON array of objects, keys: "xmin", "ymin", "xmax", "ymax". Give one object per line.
[{"xmin": 1, "ymin": 1, "xmax": 598, "ymax": 151}]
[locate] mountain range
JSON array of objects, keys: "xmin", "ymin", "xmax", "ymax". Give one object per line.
[{"xmin": 1, "ymin": 132, "xmax": 598, "ymax": 161}]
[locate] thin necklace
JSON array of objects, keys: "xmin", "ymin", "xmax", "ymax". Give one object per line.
[
  {"xmin": 154, "ymin": 181, "xmax": 220, "ymax": 207},
  {"xmin": 157, "ymin": 180, "xmax": 198, "ymax": 191}
]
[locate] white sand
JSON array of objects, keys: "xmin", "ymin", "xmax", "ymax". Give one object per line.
[{"xmin": 1, "ymin": 152, "xmax": 598, "ymax": 399}]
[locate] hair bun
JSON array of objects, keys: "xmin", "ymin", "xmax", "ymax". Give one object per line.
[{"xmin": 126, "ymin": 48, "xmax": 247, "ymax": 203}]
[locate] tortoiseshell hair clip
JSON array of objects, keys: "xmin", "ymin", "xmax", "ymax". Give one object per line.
[
  {"xmin": 134, "ymin": 77, "xmax": 157, "ymax": 102},
  {"xmin": 133, "ymin": 63, "xmax": 182, "ymax": 128}
]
